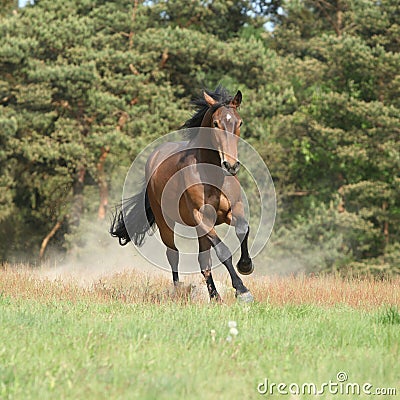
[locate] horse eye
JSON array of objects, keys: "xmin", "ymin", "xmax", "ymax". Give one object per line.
[
  {"xmin": 239, "ymin": 121, "xmax": 243, "ymax": 127},
  {"xmin": 213, "ymin": 121, "xmax": 219, "ymax": 128}
]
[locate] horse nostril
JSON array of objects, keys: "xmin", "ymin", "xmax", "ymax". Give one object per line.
[
  {"xmin": 221, "ymin": 160, "xmax": 240, "ymax": 175},
  {"xmin": 222, "ymin": 161, "xmax": 230, "ymax": 170}
]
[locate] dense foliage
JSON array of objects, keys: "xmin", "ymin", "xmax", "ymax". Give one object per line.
[{"xmin": 0, "ymin": 0, "xmax": 399, "ymax": 274}]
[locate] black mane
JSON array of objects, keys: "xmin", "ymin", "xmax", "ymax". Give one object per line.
[{"xmin": 181, "ymin": 85, "xmax": 234, "ymax": 139}]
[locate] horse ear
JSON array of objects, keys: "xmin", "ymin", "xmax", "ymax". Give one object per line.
[
  {"xmin": 231, "ymin": 90, "xmax": 242, "ymax": 108},
  {"xmin": 203, "ymin": 91, "xmax": 217, "ymax": 107}
]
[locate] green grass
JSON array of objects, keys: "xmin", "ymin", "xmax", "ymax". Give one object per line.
[{"xmin": 1, "ymin": 295, "xmax": 399, "ymax": 399}]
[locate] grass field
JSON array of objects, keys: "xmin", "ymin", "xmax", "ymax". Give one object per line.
[{"xmin": 1, "ymin": 266, "xmax": 399, "ymax": 399}]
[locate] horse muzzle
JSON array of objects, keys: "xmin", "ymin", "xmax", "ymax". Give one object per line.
[{"xmin": 221, "ymin": 160, "xmax": 241, "ymax": 176}]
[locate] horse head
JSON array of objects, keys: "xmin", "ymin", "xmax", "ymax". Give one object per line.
[{"xmin": 203, "ymin": 90, "xmax": 243, "ymax": 176}]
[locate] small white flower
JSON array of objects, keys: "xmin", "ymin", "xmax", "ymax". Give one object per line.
[
  {"xmin": 229, "ymin": 327, "xmax": 239, "ymax": 336},
  {"xmin": 210, "ymin": 329, "xmax": 216, "ymax": 342},
  {"xmin": 226, "ymin": 335, "xmax": 232, "ymax": 342},
  {"xmin": 228, "ymin": 320, "xmax": 237, "ymax": 329}
]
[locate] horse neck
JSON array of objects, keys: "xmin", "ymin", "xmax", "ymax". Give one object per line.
[
  {"xmin": 190, "ymin": 108, "xmax": 220, "ymax": 165},
  {"xmin": 189, "ymin": 135, "xmax": 220, "ymax": 165},
  {"xmin": 197, "ymin": 146, "xmax": 220, "ymax": 166}
]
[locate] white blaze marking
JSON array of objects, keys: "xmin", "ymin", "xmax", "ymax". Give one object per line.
[{"xmin": 226, "ymin": 114, "xmax": 231, "ymax": 121}]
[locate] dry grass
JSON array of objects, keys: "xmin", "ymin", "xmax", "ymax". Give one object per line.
[
  {"xmin": 1, "ymin": 263, "xmax": 399, "ymax": 308},
  {"xmin": 0, "ymin": 264, "xmax": 173, "ymax": 304},
  {"xmin": 248, "ymin": 274, "xmax": 400, "ymax": 308}
]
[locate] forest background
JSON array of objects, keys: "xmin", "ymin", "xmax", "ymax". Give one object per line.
[{"xmin": 0, "ymin": 0, "xmax": 399, "ymax": 275}]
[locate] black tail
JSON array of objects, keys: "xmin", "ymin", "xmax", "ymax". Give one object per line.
[{"xmin": 110, "ymin": 186, "xmax": 156, "ymax": 247}]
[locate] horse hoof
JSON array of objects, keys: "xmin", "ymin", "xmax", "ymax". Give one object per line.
[
  {"xmin": 236, "ymin": 291, "xmax": 254, "ymax": 303},
  {"xmin": 210, "ymin": 295, "xmax": 223, "ymax": 304},
  {"xmin": 237, "ymin": 260, "xmax": 254, "ymax": 275}
]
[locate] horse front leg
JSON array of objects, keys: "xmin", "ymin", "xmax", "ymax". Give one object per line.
[
  {"xmin": 197, "ymin": 235, "xmax": 221, "ymax": 301},
  {"xmin": 234, "ymin": 216, "xmax": 254, "ymax": 275},
  {"xmin": 232, "ymin": 203, "xmax": 254, "ymax": 275},
  {"xmin": 193, "ymin": 209, "xmax": 253, "ymax": 302},
  {"xmin": 207, "ymin": 231, "xmax": 254, "ymax": 302}
]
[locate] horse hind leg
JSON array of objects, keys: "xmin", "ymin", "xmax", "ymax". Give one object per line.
[
  {"xmin": 155, "ymin": 215, "xmax": 180, "ymax": 286},
  {"xmin": 166, "ymin": 247, "xmax": 179, "ymax": 286}
]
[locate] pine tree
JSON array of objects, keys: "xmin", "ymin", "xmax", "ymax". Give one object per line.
[
  {"xmin": 265, "ymin": 0, "xmax": 400, "ymax": 270},
  {"xmin": 0, "ymin": 0, "xmax": 398, "ymax": 272}
]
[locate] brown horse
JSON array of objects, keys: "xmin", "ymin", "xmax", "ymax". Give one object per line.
[{"xmin": 110, "ymin": 86, "xmax": 254, "ymax": 302}]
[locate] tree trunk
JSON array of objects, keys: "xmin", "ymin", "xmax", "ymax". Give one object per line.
[
  {"xmin": 70, "ymin": 166, "xmax": 86, "ymax": 228},
  {"xmin": 382, "ymin": 201, "xmax": 389, "ymax": 245},
  {"xmin": 39, "ymin": 219, "xmax": 63, "ymax": 259},
  {"xmin": 129, "ymin": 0, "xmax": 139, "ymax": 48},
  {"xmin": 338, "ymin": 185, "xmax": 345, "ymax": 213},
  {"xmin": 314, "ymin": 0, "xmax": 343, "ymax": 37},
  {"xmin": 97, "ymin": 146, "xmax": 110, "ymax": 220},
  {"xmin": 336, "ymin": 0, "xmax": 343, "ymax": 37}
]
